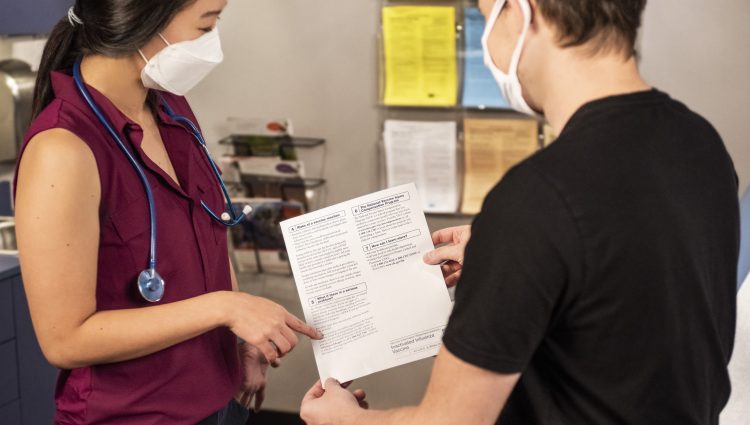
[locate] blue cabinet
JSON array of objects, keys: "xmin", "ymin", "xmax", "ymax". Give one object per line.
[
  {"xmin": 0, "ymin": 0, "xmax": 74, "ymax": 36},
  {"xmin": 0, "ymin": 400, "xmax": 21, "ymax": 425},
  {"xmin": 0, "ymin": 255, "xmax": 57, "ymax": 424},
  {"xmin": 0, "ymin": 340, "xmax": 19, "ymax": 407}
]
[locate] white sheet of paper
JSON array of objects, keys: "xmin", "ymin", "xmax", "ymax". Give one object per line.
[
  {"xmin": 384, "ymin": 120, "xmax": 458, "ymax": 213},
  {"xmin": 280, "ymin": 183, "xmax": 453, "ymax": 383}
]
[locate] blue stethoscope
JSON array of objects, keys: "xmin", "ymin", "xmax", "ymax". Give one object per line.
[{"xmin": 72, "ymin": 58, "xmax": 251, "ymax": 303}]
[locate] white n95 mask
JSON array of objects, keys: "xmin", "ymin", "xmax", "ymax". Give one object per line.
[
  {"xmin": 139, "ymin": 27, "xmax": 224, "ymax": 96},
  {"xmin": 482, "ymin": 0, "xmax": 536, "ymax": 116}
]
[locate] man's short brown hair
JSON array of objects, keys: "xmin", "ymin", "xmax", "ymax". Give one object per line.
[{"xmin": 535, "ymin": 0, "xmax": 648, "ymax": 56}]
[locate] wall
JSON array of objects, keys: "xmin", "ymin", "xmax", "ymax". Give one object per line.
[
  {"xmin": 188, "ymin": 0, "xmax": 382, "ymax": 206},
  {"xmin": 639, "ymin": 0, "xmax": 750, "ymax": 193},
  {"xmin": 190, "ymin": 0, "xmax": 750, "ymax": 208},
  {"xmin": 6, "ymin": 1, "xmax": 746, "ymax": 201}
]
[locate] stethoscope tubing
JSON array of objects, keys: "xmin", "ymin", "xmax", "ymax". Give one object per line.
[
  {"xmin": 158, "ymin": 101, "xmax": 244, "ymax": 225},
  {"xmin": 72, "ymin": 57, "xmax": 249, "ymax": 302},
  {"xmin": 72, "ymin": 59, "xmax": 159, "ymax": 271}
]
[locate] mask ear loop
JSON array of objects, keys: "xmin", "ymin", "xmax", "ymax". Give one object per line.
[
  {"xmin": 481, "ymin": 0, "xmax": 506, "ymax": 70},
  {"xmin": 138, "ymin": 50, "xmax": 149, "ymax": 64},
  {"xmin": 138, "ymin": 33, "xmax": 172, "ymax": 64},
  {"xmin": 508, "ymin": 0, "xmax": 533, "ymax": 77},
  {"xmin": 158, "ymin": 33, "xmax": 171, "ymax": 46}
]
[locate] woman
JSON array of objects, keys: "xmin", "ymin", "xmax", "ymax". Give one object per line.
[{"xmin": 14, "ymin": 0, "xmax": 321, "ymax": 423}]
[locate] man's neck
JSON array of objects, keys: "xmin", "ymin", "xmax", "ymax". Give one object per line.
[
  {"xmin": 540, "ymin": 50, "xmax": 651, "ymax": 136},
  {"xmin": 80, "ymin": 54, "xmax": 151, "ymax": 123}
]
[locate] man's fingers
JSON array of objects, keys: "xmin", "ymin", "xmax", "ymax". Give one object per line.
[
  {"xmin": 303, "ymin": 380, "xmax": 325, "ymax": 402},
  {"xmin": 445, "ymin": 270, "xmax": 462, "ymax": 288},
  {"xmin": 424, "ymin": 244, "xmax": 463, "ymax": 266},
  {"xmin": 352, "ymin": 389, "xmax": 366, "ymax": 401},
  {"xmin": 324, "ymin": 378, "xmax": 341, "ymax": 390},
  {"xmin": 353, "ymin": 388, "xmax": 369, "ymax": 410},
  {"xmin": 271, "ymin": 359, "xmax": 282, "ymax": 368},
  {"xmin": 286, "ymin": 313, "xmax": 323, "ymax": 339},
  {"xmin": 431, "ymin": 228, "xmax": 457, "ymax": 245},
  {"xmin": 341, "ymin": 380, "xmax": 353, "ymax": 389},
  {"xmin": 440, "ymin": 261, "xmax": 462, "ymax": 277}
]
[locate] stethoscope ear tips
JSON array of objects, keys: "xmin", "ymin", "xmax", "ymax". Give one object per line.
[
  {"xmin": 214, "ymin": 205, "xmax": 254, "ymax": 225},
  {"xmin": 220, "ymin": 206, "xmax": 252, "ymax": 223}
]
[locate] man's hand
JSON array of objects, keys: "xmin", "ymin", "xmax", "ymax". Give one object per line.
[
  {"xmin": 298, "ymin": 348, "xmax": 518, "ymax": 425},
  {"xmin": 234, "ymin": 343, "xmax": 273, "ymax": 412},
  {"xmin": 423, "ymin": 225, "xmax": 471, "ymax": 287},
  {"xmin": 300, "ymin": 379, "xmax": 369, "ymax": 425}
]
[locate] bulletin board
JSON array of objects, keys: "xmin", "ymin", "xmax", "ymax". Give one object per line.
[{"xmin": 376, "ymin": 0, "xmax": 552, "ymax": 217}]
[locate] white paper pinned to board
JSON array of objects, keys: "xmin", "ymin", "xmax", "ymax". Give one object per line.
[{"xmin": 384, "ymin": 120, "xmax": 458, "ymax": 214}]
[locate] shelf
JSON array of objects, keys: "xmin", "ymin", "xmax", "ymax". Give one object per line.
[
  {"xmin": 219, "ymin": 135, "xmax": 326, "ymax": 148},
  {"xmin": 377, "ymin": 103, "xmax": 524, "ymax": 114},
  {"xmin": 286, "ymin": 137, "xmax": 326, "ymax": 149}
]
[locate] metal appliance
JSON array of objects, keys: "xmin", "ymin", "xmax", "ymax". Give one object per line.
[{"xmin": 0, "ymin": 59, "xmax": 36, "ymax": 162}]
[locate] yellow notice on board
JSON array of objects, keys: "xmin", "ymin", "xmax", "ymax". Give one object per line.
[
  {"xmin": 462, "ymin": 118, "xmax": 539, "ymax": 214},
  {"xmin": 382, "ymin": 6, "xmax": 457, "ymax": 107}
]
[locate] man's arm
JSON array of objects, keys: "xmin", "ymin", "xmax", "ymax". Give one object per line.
[
  {"xmin": 301, "ymin": 163, "xmax": 578, "ymax": 425},
  {"xmin": 300, "ymin": 346, "xmax": 520, "ymax": 425}
]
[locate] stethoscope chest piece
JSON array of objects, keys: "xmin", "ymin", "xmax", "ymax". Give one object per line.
[{"xmin": 138, "ymin": 269, "xmax": 165, "ymax": 303}]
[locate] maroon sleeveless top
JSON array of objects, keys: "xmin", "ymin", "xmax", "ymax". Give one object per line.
[{"xmin": 14, "ymin": 71, "xmax": 241, "ymax": 424}]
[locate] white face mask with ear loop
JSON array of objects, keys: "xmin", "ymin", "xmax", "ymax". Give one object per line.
[
  {"xmin": 138, "ymin": 27, "xmax": 224, "ymax": 96},
  {"xmin": 482, "ymin": 0, "xmax": 537, "ymax": 116}
]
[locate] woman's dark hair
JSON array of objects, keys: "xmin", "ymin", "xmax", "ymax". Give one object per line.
[{"xmin": 31, "ymin": 0, "xmax": 195, "ymax": 119}]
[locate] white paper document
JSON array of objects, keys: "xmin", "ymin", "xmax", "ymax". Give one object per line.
[
  {"xmin": 280, "ymin": 184, "xmax": 453, "ymax": 383},
  {"xmin": 384, "ymin": 120, "xmax": 458, "ymax": 213}
]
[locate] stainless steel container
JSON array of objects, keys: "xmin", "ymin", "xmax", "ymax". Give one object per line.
[
  {"xmin": 0, "ymin": 219, "xmax": 17, "ymax": 254},
  {"xmin": 0, "ymin": 59, "xmax": 36, "ymax": 163}
]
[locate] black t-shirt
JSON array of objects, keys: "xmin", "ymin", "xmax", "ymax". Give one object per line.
[{"xmin": 442, "ymin": 90, "xmax": 739, "ymax": 425}]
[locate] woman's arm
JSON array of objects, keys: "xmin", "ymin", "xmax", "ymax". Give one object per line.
[{"xmin": 15, "ymin": 129, "xmax": 319, "ymax": 370}]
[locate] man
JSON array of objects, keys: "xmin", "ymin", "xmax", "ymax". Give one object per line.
[{"xmin": 300, "ymin": 0, "xmax": 739, "ymax": 423}]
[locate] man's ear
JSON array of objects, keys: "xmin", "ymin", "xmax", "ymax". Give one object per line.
[
  {"xmin": 528, "ymin": 0, "xmax": 538, "ymax": 24},
  {"xmin": 506, "ymin": 0, "xmax": 529, "ymax": 35},
  {"xmin": 478, "ymin": 0, "xmax": 492, "ymax": 17},
  {"xmin": 526, "ymin": 0, "xmax": 541, "ymax": 34}
]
